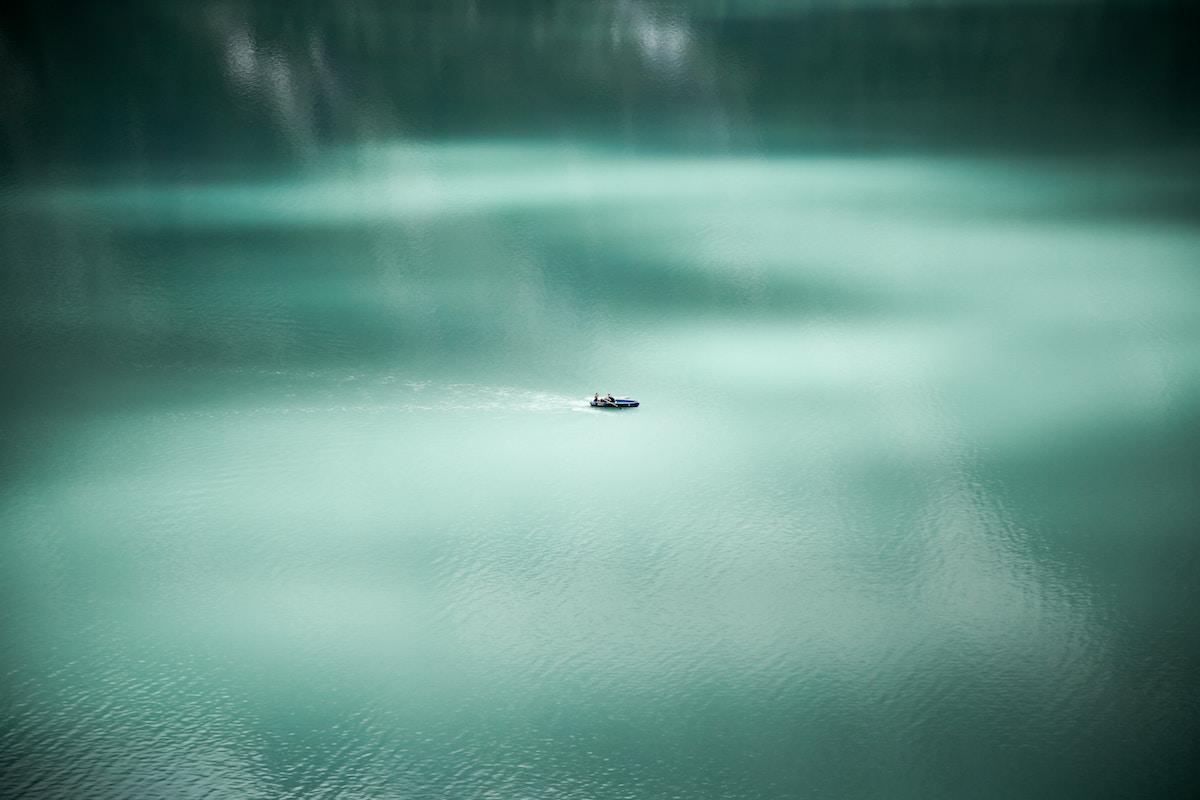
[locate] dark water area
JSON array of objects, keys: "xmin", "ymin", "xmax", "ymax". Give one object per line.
[
  {"xmin": 2, "ymin": 2, "xmax": 1200, "ymax": 798},
  {"xmin": 3, "ymin": 0, "xmax": 1198, "ymax": 175}
]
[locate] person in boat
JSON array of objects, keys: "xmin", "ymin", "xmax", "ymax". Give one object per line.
[
  {"xmin": 605, "ymin": 394, "xmax": 615, "ymax": 404},
  {"xmin": 594, "ymin": 393, "xmax": 600, "ymax": 403}
]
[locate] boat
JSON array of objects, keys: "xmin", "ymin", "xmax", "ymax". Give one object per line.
[{"xmin": 590, "ymin": 397, "xmax": 639, "ymax": 408}]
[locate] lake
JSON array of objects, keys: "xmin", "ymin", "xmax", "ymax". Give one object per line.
[{"xmin": 2, "ymin": 2, "xmax": 1198, "ymax": 797}]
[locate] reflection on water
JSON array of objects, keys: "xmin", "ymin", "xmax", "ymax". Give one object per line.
[{"xmin": 2, "ymin": 1, "xmax": 1200, "ymax": 798}]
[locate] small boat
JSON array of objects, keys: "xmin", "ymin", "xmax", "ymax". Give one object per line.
[{"xmin": 590, "ymin": 397, "xmax": 639, "ymax": 408}]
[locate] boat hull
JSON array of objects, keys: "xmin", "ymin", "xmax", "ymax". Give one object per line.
[{"xmin": 590, "ymin": 399, "xmax": 639, "ymax": 408}]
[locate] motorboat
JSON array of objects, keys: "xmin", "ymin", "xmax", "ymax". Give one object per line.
[{"xmin": 590, "ymin": 397, "xmax": 639, "ymax": 408}]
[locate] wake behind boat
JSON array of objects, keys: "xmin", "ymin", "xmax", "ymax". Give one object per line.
[{"xmin": 590, "ymin": 394, "xmax": 639, "ymax": 408}]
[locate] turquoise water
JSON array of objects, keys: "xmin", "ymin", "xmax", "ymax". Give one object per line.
[{"xmin": 3, "ymin": 2, "xmax": 1200, "ymax": 798}]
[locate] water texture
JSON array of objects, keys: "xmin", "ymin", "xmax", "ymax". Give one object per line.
[{"xmin": 2, "ymin": 2, "xmax": 1199, "ymax": 798}]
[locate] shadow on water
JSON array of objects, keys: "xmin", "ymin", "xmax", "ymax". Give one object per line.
[{"xmin": 2, "ymin": 1, "xmax": 1197, "ymax": 175}]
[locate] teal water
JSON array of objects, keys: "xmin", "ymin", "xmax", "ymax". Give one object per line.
[{"xmin": 3, "ymin": 2, "xmax": 1200, "ymax": 798}]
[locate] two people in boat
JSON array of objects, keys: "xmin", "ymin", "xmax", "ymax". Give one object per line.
[{"xmin": 594, "ymin": 392, "xmax": 617, "ymax": 405}]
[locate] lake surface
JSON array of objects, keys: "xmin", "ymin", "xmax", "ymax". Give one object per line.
[{"xmin": 2, "ymin": 2, "xmax": 1199, "ymax": 798}]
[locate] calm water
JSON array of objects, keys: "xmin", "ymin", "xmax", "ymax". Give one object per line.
[{"xmin": 3, "ymin": 2, "xmax": 1199, "ymax": 798}]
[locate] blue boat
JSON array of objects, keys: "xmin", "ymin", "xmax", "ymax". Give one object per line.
[{"xmin": 590, "ymin": 397, "xmax": 639, "ymax": 408}]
